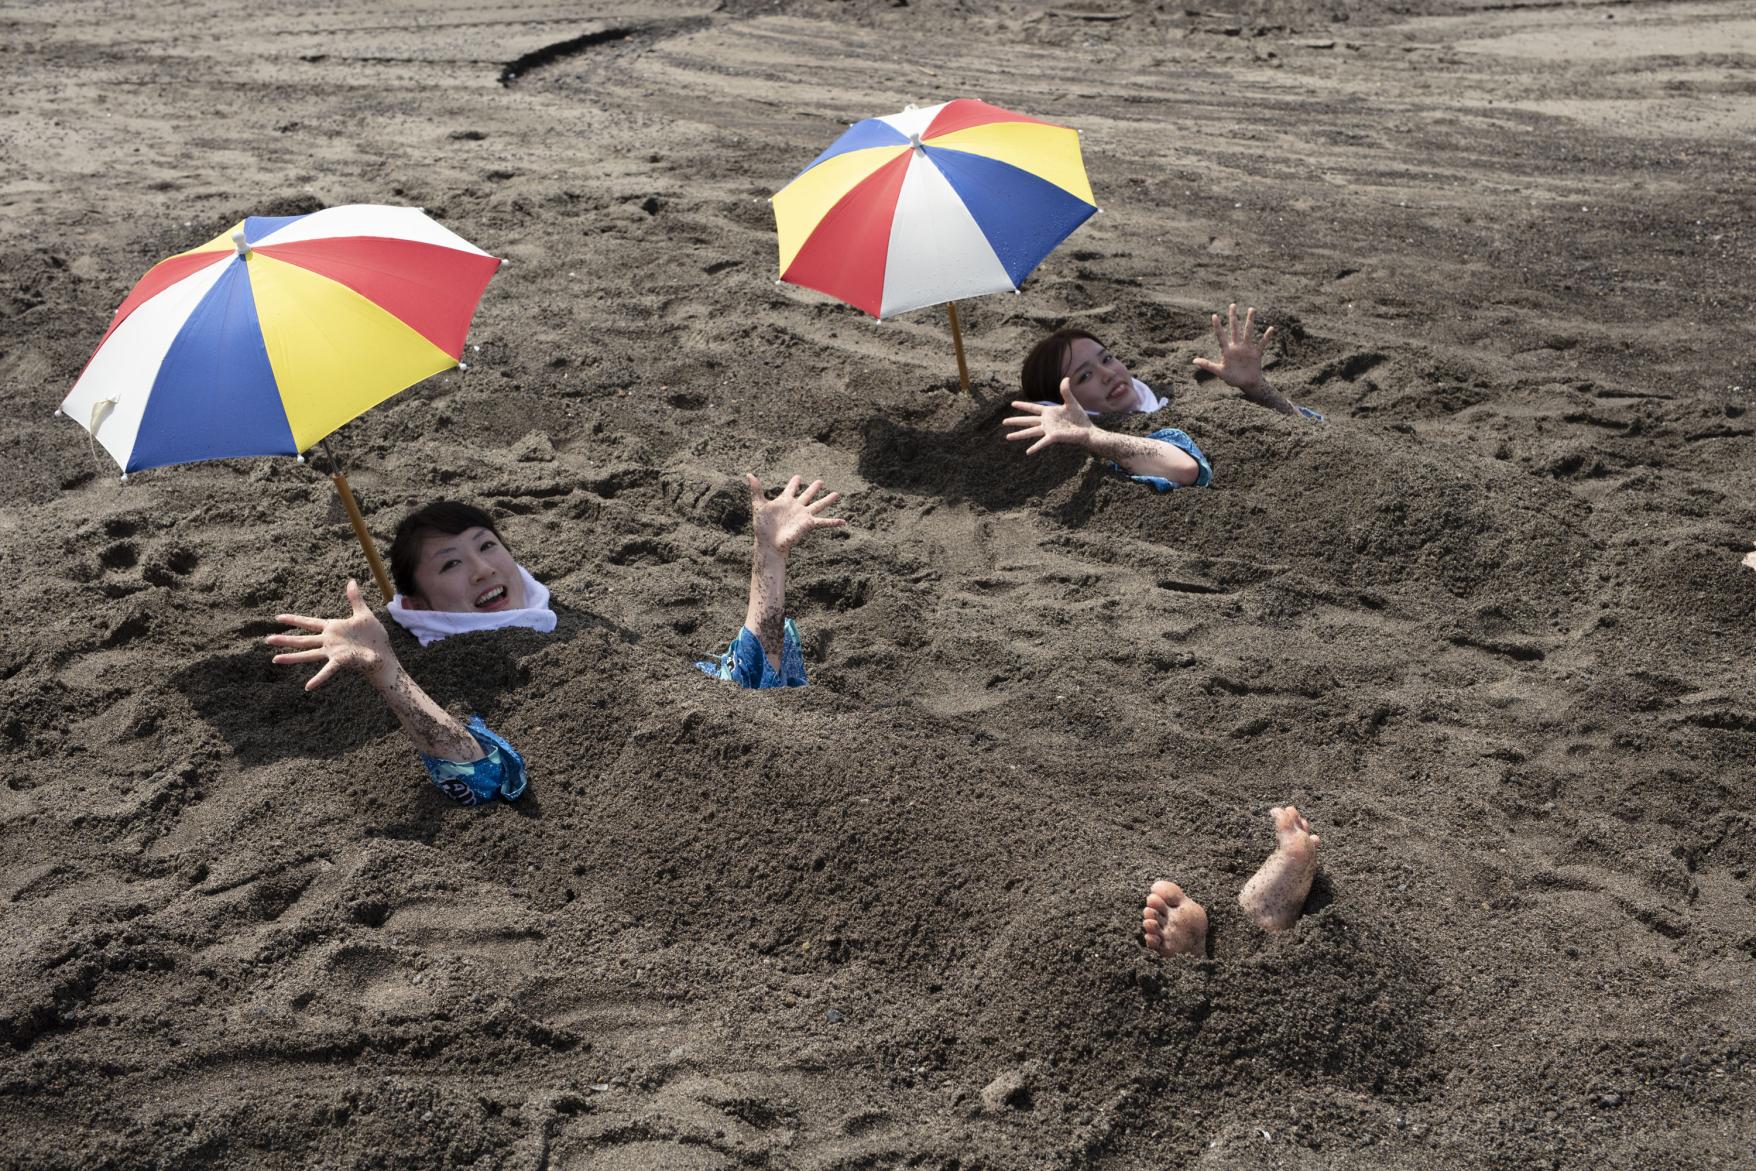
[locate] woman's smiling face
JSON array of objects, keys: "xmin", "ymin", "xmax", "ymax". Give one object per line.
[
  {"xmin": 407, "ymin": 526, "xmax": 525, "ymax": 613},
  {"xmin": 1060, "ymin": 336, "xmax": 1136, "ymax": 413}
]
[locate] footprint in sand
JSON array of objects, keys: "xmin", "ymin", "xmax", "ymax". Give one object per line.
[{"xmin": 550, "ymin": 1071, "xmax": 902, "ymax": 1170}]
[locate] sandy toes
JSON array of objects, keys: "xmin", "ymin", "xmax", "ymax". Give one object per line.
[
  {"xmin": 1237, "ymin": 805, "xmax": 1321, "ymax": 933},
  {"xmin": 1141, "ymin": 879, "xmax": 1209, "ymax": 958}
]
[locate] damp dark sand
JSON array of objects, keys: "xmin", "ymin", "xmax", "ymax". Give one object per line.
[{"xmin": 2, "ymin": 1, "xmax": 1754, "ymax": 1167}]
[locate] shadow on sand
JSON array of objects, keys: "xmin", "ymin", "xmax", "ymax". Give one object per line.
[
  {"xmin": 172, "ymin": 603, "xmax": 630, "ymax": 765},
  {"xmin": 856, "ymin": 394, "xmax": 1135, "ymax": 523}
]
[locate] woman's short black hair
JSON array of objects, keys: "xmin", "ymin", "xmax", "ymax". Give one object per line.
[
  {"xmin": 389, "ymin": 501, "xmax": 507, "ymax": 599},
  {"xmin": 1020, "ymin": 327, "xmax": 1103, "ymax": 404}
]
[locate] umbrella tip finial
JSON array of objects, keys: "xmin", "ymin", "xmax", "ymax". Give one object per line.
[
  {"xmin": 52, "ymin": 407, "xmax": 63, "ymax": 418},
  {"xmin": 231, "ymin": 229, "xmax": 251, "ymax": 258},
  {"xmin": 296, "ymin": 453, "xmax": 306, "ymax": 464},
  {"xmin": 119, "ymin": 473, "xmax": 129, "ymax": 484}
]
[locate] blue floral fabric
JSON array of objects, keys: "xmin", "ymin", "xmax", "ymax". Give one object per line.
[
  {"xmin": 695, "ymin": 618, "xmax": 808, "ymax": 689},
  {"xmin": 418, "ymin": 715, "xmax": 528, "ymax": 806},
  {"xmin": 1297, "ymin": 405, "xmax": 1325, "ymax": 422},
  {"xmin": 1111, "ymin": 427, "xmax": 1215, "ymax": 494}
]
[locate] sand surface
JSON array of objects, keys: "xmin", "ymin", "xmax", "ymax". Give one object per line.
[{"xmin": 3, "ymin": 0, "xmax": 1755, "ymax": 1167}]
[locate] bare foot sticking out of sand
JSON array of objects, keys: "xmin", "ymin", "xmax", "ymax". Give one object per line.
[
  {"xmin": 1142, "ymin": 880, "xmax": 1209, "ymax": 958},
  {"xmin": 1237, "ymin": 805, "xmax": 1321, "ymax": 932}
]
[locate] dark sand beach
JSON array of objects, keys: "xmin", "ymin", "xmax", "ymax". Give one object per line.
[{"xmin": 2, "ymin": 0, "xmax": 1755, "ymax": 1166}]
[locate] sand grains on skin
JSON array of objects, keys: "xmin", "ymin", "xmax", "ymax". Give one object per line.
[
  {"xmin": 1142, "ymin": 806, "xmax": 1321, "ymax": 958},
  {"xmin": 1237, "ymin": 805, "xmax": 1321, "ymax": 933},
  {"xmin": 5, "ymin": 0, "xmax": 1756, "ymax": 1167}
]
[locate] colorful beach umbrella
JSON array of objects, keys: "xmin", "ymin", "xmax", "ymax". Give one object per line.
[
  {"xmin": 773, "ymin": 99, "xmax": 1097, "ymax": 388},
  {"xmin": 58, "ymin": 204, "xmax": 502, "ymax": 599}
]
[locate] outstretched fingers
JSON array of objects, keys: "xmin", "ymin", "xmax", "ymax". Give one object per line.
[
  {"xmin": 805, "ymin": 490, "xmax": 841, "ymax": 514},
  {"xmin": 305, "ymin": 659, "xmax": 343, "ymax": 691},
  {"xmin": 265, "ymin": 631, "xmax": 323, "ymax": 650},
  {"xmin": 1007, "ymin": 400, "xmax": 1047, "ymax": 416},
  {"xmin": 1227, "ymin": 302, "xmax": 1239, "ymax": 345},
  {"xmin": 796, "ymin": 478, "xmax": 824, "ymax": 506},
  {"xmin": 1005, "ymin": 425, "xmax": 1045, "ymax": 444},
  {"xmin": 273, "ymin": 613, "xmax": 326, "ymax": 633}
]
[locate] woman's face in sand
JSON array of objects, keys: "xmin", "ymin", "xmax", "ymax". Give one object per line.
[
  {"xmin": 1061, "ymin": 337, "xmax": 1136, "ymax": 413},
  {"xmin": 406, "ymin": 527, "xmax": 526, "ymax": 613}
]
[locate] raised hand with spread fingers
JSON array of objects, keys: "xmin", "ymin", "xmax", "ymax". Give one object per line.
[
  {"xmin": 692, "ymin": 474, "xmax": 849, "ymax": 690},
  {"xmin": 1191, "ymin": 302, "xmax": 1305, "ymax": 418},
  {"xmin": 1005, "ymin": 376, "xmax": 1203, "ymax": 486},
  {"xmin": 268, "ymin": 578, "xmax": 483, "ymax": 763},
  {"xmin": 743, "ymin": 474, "xmax": 845, "ymax": 673},
  {"xmin": 749, "ymin": 473, "xmax": 845, "ymax": 559},
  {"xmin": 1002, "ymin": 375, "xmax": 1095, "ymax": 454}
]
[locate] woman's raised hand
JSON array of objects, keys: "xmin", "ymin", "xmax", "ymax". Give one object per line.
[
  {"xmin": 1004, "ymin": 376, "xmax": 1095, "ymax": 455},
  {"xmin": 747, "ymin": 474, "xmax": 846, "ymax": 556},
  {"xmin": 267, "ymin": 578, "xmax": 398, "ymax": 691},
  {"xmin": 1192, "ymin": 302, "xmax": 1275, "ymax": 393}
]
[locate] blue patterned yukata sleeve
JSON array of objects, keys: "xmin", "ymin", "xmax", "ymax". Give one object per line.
[
  {"xmin": 418, "ymin": 715, "xmax": 528, "ymax": 806},
  {"xmin": 694, "ymin": 618, "xmax": 809, "ymax": 689},
  {"xmin": 1109, "ymin": 426, "xmax": 1215, "ymax": 494}
]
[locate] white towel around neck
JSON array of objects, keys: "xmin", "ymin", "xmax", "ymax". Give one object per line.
[
  {"xmin": 388, "ymin": 564, "xmax": 556, "ymax": 647},
  {"xmin": 1038, "ymin": 376, "xmax": 1168, "ymax": 417}
]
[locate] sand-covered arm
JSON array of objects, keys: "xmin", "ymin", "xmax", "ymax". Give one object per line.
[
  {"xmin": 1192, "ymin": 302, "xmax": 1309, "ymax": 418},
  {"xmin": 267, "ymin": 578, "xmax": 484, "ymax": 763},
  {"xmin": 743, "ymin": 474, "xmax": 846, "ymax": 670},
  {"xmin": 1080, "ymin": 427, "xmax": 1203, "ymax": 484},
  {"xmin": 1004, "ymin": 378, "xmax": 1203, "ymax": 485}
]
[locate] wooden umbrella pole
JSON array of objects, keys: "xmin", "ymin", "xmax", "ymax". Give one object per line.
[
  {"xmin": 331, "ymin": 470, "xmax": 394, "ymax": 603},
  {"xmin": 946, "ymin": 300, "xmax": 972, "ymax": 393}
]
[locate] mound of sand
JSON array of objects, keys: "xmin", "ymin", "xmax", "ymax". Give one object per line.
[{"xmin": 3, "ymin": 1, "xmax": 1754, "ymax": 1167}]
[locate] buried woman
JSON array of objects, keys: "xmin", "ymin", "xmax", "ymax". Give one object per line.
[
  {"xmin": 267, "ymin": 479, "xmax": 844, "ymax": 803},
  {"xmin": 1141, "ymin": 806, "xmax": 1323, "ymax": 957},
  {"xmin": 264, "ymin": 500, "xmax": 550, "ymax": 807},
  {"xmin": 1003, "ymin": 304, "xmax": 1322, "ymax": 492}
]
